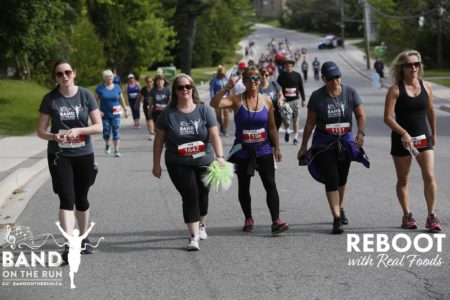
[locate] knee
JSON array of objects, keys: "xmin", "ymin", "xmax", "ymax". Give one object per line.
[
  {"xmin": 397, "ymin": 176, "xmax": 409, "ymax": 187},
  {"xmin": 75, "ymin": 198, "xmax": 90, "ymax": 212},
  {"xmin": 423, "ymin": 172, "xmax": 436, "ymax": 186}
]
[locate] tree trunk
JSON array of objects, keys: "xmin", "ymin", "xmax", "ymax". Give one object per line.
[
  {"xmin": 436, "ymin": 15, "xmax": 443, "ymax": 67},
  {"xmin": 180, "ymin": 17, "xmax": 197, "ymax": 75}
]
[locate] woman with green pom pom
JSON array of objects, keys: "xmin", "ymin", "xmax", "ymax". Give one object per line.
[
  {"xmin": 211, "ymin": 66, "xmax": 289, "ymax": 235},
  {"xmin": 152, "ymin": 73, "xmax": 225, "ymax": 251}
]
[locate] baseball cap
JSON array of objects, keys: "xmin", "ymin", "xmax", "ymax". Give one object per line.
[
  {"xmin": 127, "ymin": 74, "xmax": 135, "ymax": 79},
  {"xmin": 238, "ymin": 61, "xmax": 248, "ymax": 69},
  {"xmin": 321, "ymin": 61, "xmax": 341, "ymax": 79}
]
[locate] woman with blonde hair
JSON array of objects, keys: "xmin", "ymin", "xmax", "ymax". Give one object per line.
[{"xmin": 384, "ymin": 49, "xmax": 440, "ymax": 232}]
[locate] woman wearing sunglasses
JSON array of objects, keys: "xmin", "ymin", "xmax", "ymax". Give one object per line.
[
  {"xmin": 37, "ymin": 59, "xmax": 103, "ymax": 264},
  {"xmin": 258, "ymin": 67, "xmax": 285, "ymax": 130},
  {"xmin": 297, "ymin": 61, "xmax": 367, "ymax": 234},
  {"xmin": 211, "ymin": 66, "xmax": 289, "ymax": 235},
  {"xmin": 384, "ymin": 50, "xmax": 440, "ymax": 232},
  {"xmin": 152, "ymin": 74, "xmax": 225, "ymax": 251}
]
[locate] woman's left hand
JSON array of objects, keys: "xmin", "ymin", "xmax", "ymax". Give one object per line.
[
  {"xmin": 355, "ymin": 132, "xmax": 364, "ymax": 148},
  {"xmin": 274, "ymin": 148, "xmax": 282, "ymax": 162},
  {"xmin": 65, "ymin": 128, "xmax": 81, "ymax": 141},
  {"xmin": 216, "ymin": 157, "xmax": 226, "ymax": 167}
]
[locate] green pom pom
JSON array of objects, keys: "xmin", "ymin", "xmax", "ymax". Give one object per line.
[{"xmin": 202, "ymin": 160, "xmax": 234, "ymax": 191}]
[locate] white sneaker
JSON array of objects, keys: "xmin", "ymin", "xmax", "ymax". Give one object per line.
[
  {"xmin": 186, "ymin": 236, "xmax": 200, "ymax": 251},
  {"xmin": 199, "ymin": 224, "xmax": 208, "ymax": 240},
  {"xmin": 148, "ymin": 134, "xmax": 154, "ymax": 141}
]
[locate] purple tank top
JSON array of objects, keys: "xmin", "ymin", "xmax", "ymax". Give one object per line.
[{"xmin": 234, "ymin": 99, "xmax": 272, "ymax": 159}]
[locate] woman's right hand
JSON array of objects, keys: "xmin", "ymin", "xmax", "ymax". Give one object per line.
[
  {"xmin": 297, "ymin": 146, "xmax": 307, "ymax": 159},
  {"xmin": 400, "ymin": 132, "xmax": 411, "ymax": 149},
  {"xmin": 152, "ymin": 164, "xmax": 162, "ymax": 178},
  {"xmin": 225, "ymin": 76, "xmax": 236, "ymax": 91}
]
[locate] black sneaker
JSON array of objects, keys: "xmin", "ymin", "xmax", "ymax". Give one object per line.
[
  {"xmin": 271, "ymin": 219, "xmax": 289, "ymax": 234},
  {"xmin": 284, "ymin": 132, "xmax": 289, "ymax": 142},
  {"xmin": 340, "ymin": 208, "xmax": 348, "ymax": 225},
  {"xmin": 293, "ymin": 138, "xmax": 298, "ymax": 145},
  {"xmin": 332, "ymin": 217, "xmax": 343, "ymax": 234},
  {"xmin": 61, "ymin": 245, "xmax": 69, "ymax": 266},
  {"xmin": 81, "ymin": 238, "xmax": 94, "ymax": 254}
]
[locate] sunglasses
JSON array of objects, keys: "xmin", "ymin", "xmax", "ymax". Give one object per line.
[
  {"xmin": 402, "ymin": 62, "xmax": 421, "ymax": 69},
  {"xmin": 326, "ymin": 75, "xmax": 341, "ymax": 81},
  {"xmin": 243, "ymin": 76, "xmax": 260, "ymax": 83},
  {"xmin": 146, "ymin": 80, "xmax": 153, "ymax": 83},
  {"xmin": 176, "ymin": 84, "xmax": 193, "ymax": 91},
  {"xmin": 55, "ymin": 70, "xmax": 73, "ymax": 78},
  {"xmin": 261, "ymin": 73, "xmax": 270, "ymax": 77}
]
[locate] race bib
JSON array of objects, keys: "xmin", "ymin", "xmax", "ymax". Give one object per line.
[
  {"xmin": 112, "ymin": 105, "xmax": 122, "ymax": 115},
  {"xmin": 57, "ymin": 129, "xmax": 86, "ymax": 148},
  {"xmin": 325, "ymin": 122, "xmax": 351, "ymax": 136},
  {"xmin": 155, "ymin": 103, "xmax": 167, "ymax": 111},
  {"xmin": 178, "ymin": 141, "xmax": 206, "ymax": 159},
  {"xmin": 243, "ymin": 128, "xmax": 266, "ymax": 143},
  {"xmin": 411, "ymin": 134, "xmax": 428, "ymax": 148},
  {"xmin": 285, "ymin": 88, "xmax": 297, "ymax": 97}
]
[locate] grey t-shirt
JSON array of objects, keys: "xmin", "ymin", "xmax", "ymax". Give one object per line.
[
  {"xmin": 307, "ymin": 84, "xmax": 362, "ymax": 134},
  {"xmin": 39, "ymin": 87, "xmax": 98, "ymax": 156},
  {"xmin": 157, "ymin": 103, "xmax": 218, "ymax": 166}
]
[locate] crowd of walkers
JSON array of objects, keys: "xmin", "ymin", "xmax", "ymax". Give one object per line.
[{"xmin": 37, "ymin": 45, "xmax": 442, "ymax": 255}]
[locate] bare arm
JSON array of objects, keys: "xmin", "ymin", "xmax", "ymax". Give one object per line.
[
  {"xmin": 208, "ymin": 126, "xmax": 226, "ymax": 166},
  {"xmin": 265, "ymin": 96, "xmax": 282, "ymax": 162},
  {"xmin": 297, "ymin": 110, "xmax": 317, "ymax": 158},
  {"xmin": 210, "ymin": 77, "xmax": 239, "ymax": 110},
  {"xmin": 37, "ymin": 113, "xmax": 55, "ymax": 141},
  {"xmin": 424, "ymin": 81, "xmax": 436, "ymax": 145},
  {"xmin": 120, "ymin": 93, "xmax": 129, "ymax": 118},
  {"xmin": 152, "ymin": 128, "xmax": 166, "ymax": 178},
  {"xmin": 354, "ymin": 104, "xmax": 366, "ymax": 148}
]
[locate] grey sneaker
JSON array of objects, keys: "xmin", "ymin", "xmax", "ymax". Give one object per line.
[
  {"xmin": 199, "ymin": 224, "xmax": 207, "ymax": 240},
  {"xmin": 114, "ymin": 151, "xmax": 121, "ymax": 157},
  {"xmin": 187, "ymin": 236, "xmax": 200, "ymax": 251},
  {"xmin": 105, "ymin": 145, "xmax": 111, "ymax": 154}
]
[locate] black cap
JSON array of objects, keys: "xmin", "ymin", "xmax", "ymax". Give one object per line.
[{"xmin": 321, "ymin": 61, "xmax": 341, "ymax": 79}]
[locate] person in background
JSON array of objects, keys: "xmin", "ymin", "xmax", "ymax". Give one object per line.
[
  {"xmin": 374, "ymin": 57, "xmax": 385, "ymax": 87},
  {"xmin": 301, "ymin": 58, "xmax": 309, "ymax": 82},
  {"xmin": 37, "ymin": 59, "xmax": 102, "ymax": 264},
  {"xmin": 136, "ymin": 75, "xmax": 155, "ymax": 140},
  {"xmin": 210, "ymin": 65, "xmax": 231, "ymax": 136},
  {"xmin": 125, "ymin": 73, "xmax": 141, "ymax": 129},
  {"xmin": 95, "ymin": 69, "xmax": 128, "ymax": 157},
  {"xmin": 153, "ymin": 73, "xmax": 225, "ymax": 251},
  {"xmin": 312, "ymin": 57, "xmax": 320, "ymax": 81},
  {"xmin": 258, "ymin": 67, "xmax": 285, "ymax": 130},
  {"xmin": 277, "ymin": 56, "xmax": 306, "ymax": 145},
  {"xmin": 384, "ymin": 49, "xmax": 440, "ymax": 232},
  {"xmin": 149, "ymin": 74, "xmax": 171, "ymax": 126},
  {"xmin": 211, "ymin": 66, "xmax": 289, "ymax": 235},
  {"xmin": 297, "ymin": 61, "xmax": 367, "ymax": 234},
  {"xmin": 112, "ymin": 68, "xmax": 122, "ymax": 89}
]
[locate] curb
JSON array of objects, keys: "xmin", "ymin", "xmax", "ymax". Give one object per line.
[{"xmin": 0, "ymin": 158, "xmax": 47, "ymax": 210}]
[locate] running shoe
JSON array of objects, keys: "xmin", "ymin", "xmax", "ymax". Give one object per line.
[
  {"xmin": 186, "ymin": 236, "xmax": 200, "ymax": 251},
  {"xmin": 332, "ymin": 217, "xmax": 343, "ymax": 234},
  {"xmin": 284, "ymin": 132, "xmax": 289, "ymax": 142},
  {"xmin": 148, "ymin": 134, "xmax": 154, "ymax": 141},
  {"xmin": 293, "ymin": 138, "xmax": 298, "ymax": 145},
  {"xmin": 105, "ymin": 145, "xmax": 111, "ymax": 155},
  {"xmin": 114, "ymin": 151, "xmax": 121, "ymax": 157},
  {"xmin": 271, "ymin": 219, "xmax": 289, "ymax": 234},
  {"xmin": 340, "ymin": 208, "xmax": 348, "ymax": 225},
  {"xmin": 199, "ymin": 224, "xmax": 208, "ymax": 240},
  {"xmin": 401, "ymin": 212, "xmax": 417, "ymax": 229},
  {"xmin": 81, "ymin": 238, "xmax": 94, "ymax": 254},
  {"xmin": 243, "ymin": 218, "xmax": 254, "ymax": 232},
  {"xmin": 61, "ymin": 245, "xmax": 69, "ymax": 266},
  {"xmin": 426, "ymin": 214, "xmax": 442, "ymax": 232}
]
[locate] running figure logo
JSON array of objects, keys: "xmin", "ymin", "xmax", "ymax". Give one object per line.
[{"xmin": 55, "ymin": 221, "xmax": 99, "ymax": 289}]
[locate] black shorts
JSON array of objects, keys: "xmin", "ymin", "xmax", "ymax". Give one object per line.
[{"xmin": 390, "ymin": 132, "xmax": 433, "ymax": 156}]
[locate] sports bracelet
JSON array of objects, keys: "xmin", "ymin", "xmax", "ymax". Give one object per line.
[{"xmin": 216, "ymin": 155, "xmax": 224, "ymax": 158}]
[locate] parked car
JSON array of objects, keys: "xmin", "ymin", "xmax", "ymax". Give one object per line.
[{"xmin": 318, "ymin": 35, "xmax": 342, "ymax": 49}]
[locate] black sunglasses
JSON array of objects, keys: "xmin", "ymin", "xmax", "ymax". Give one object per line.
[
  {"xmin": 176, "ymin": 84, "xmax": 193, "ymax": 91},
  {"xmin": 243, "ymin": 76, "xmax": 260, "ymax": 83},
  {"xmin": 326, "ymin": 75, "xmax": 341, "ymax": 81},
  {"xmin": 55, "ymin": 70, "xmax": 73, "ymax": 78},
  {"xmin": 402, "ymin": 62, "xmax": 421, "ymax": 69}
]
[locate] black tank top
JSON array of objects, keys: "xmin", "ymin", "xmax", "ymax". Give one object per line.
[{"xmin": 394, "ymin": 80, "xmax": 429, "ymax": 137}]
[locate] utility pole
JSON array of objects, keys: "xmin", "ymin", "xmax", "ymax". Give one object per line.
[
  {"xmin": 340, "ymin": 0, "xmax": 345, "ymax": 48},
  {"xmin": 363, "ymin": 0, "xmax": 371, "ymax": 70}
]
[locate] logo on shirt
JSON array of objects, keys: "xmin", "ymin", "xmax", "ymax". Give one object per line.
[
  {"xmin": 59, "ymin": 105, "xmax": 82, "ymax": 121},
  {"xmin": 180, "ymin": 119, "xmax": 201, "ymax": 135},
  {"xmin": 327, "ymin": 101, "xmax": 347, "ymax": 119}
]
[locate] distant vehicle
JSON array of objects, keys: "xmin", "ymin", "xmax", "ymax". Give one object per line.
[{"xmin": 318, "ymin": 35, "xmax": 342, "ymax": 49}]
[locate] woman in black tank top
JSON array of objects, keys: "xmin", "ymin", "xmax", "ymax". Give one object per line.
[{"xmin": 384, "ymin": 49, "xmax": 441, "ymax": 232}]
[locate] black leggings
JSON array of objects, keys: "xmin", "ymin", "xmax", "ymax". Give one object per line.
[
  {"xmin": 236, "ymin": 154, "xmax": 280, "ymax": 221},
  {"xmin": 166, "ymin": 163, "xmax": 209, "ymax": 223},
  {"xmin": 48, "ymin": 153, "xmax": 94, "ymax": 211},
  {"xmin": 313, "ymin": 147, "xmax": 351, "ymax": 192}
]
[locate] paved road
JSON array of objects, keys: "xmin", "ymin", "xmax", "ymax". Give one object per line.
[{"xmin": 2, "ymin": 24, "xmax": 450, "ymax": 299}]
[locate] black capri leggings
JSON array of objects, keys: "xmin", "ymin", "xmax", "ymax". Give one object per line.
[
  {"xmin": 48, "ymin": 153, "xmax": 94, "ymax": 211},
  {"xmin": 235, "ymin": 154, "xmax": 280, "ymax": 221},
  {"xmin": 313, "ymin": 146, "xmax": 351, "ymax": 192},
  {"xmin": 166, "ymin": 163, "xmax": 210, "ymax": 224}
]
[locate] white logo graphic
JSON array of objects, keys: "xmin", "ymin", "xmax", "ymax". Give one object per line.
[{"xmin": 70, "ymin": 104, "xmax": 82, "ymax": 120}]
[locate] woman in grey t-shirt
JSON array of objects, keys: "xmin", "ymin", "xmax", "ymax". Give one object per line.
[{"xmin": 152, "ymin": 73, "xmax": 225, "ymax": 251}]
